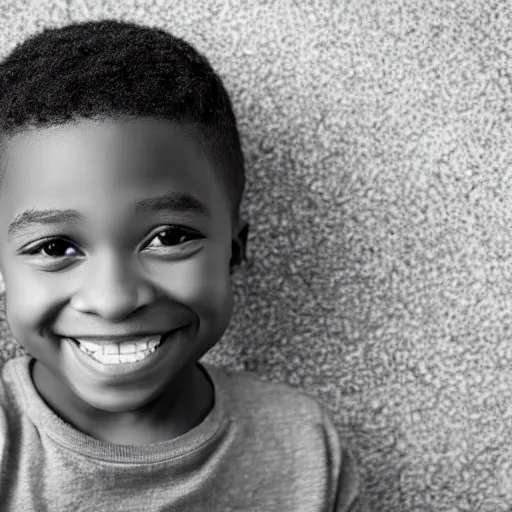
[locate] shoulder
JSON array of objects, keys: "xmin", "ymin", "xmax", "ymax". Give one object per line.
[
  {"xmin": 0, "ymin": 356, "xmax": 31, "ymax": 427},
  {"xmin": 205, "ymin": 363, "xmax": 327, "ymax": 423},
  {"xmin": 204, "ymin": 363, "xmax": 363, "ymax": 510},
  {"xmin": 0, "ymin": 357, "xmax": 16, "ymax": 406},
  {"xmin": 0, "ymin": 357, "xmax": 19, "ymax": 455},
  {"xmin": 204, "ymin": 362, "xmax": 344, "ymax": 452}
]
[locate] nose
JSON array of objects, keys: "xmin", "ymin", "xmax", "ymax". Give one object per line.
[{"xmin": 70, "ymin": 252, "xmax": 156, "ymax": 322}]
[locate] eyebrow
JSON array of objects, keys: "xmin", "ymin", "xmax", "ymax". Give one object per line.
[{"xmin": 8, "ymin": 191, "xmax": 210, "ymax": 241}]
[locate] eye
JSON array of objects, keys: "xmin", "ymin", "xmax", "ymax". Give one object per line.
[
  {"xmin": 144, "ymin": 227, "xmax": 203, "ymax": 250},
  {"xmin": 22, "ymin": 227, "xmax": 202, "ymax": 260},
  {"xmin": 28, "ymin": 239, "xmax": 80, "ymax": 258}
]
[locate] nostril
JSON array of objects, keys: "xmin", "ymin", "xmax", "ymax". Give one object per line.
[{"xmin": 124, "ymin": 304, "xmax": 148, "ymax": 320}]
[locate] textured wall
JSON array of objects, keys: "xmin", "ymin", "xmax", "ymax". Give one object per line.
[{"xmin": 0, "ymin": 1, "xmax": 511, "ymax": 510}]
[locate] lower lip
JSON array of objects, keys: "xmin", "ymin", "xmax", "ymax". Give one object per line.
[{"xmin": 64, "ymin": 328, "xmax": 185, "ymax": 378}]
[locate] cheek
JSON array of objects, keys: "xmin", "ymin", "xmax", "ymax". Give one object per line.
[
  {"xmin": 172, "ymin": 247, "xmax": 233, "ymax": 316},
  {"xmin": 161, "ymin": 245, "xmax": 234, "ymax": 341},
  {"xmin": 3, "ymin": 264, "xmax": 60, "ymax": 339}
]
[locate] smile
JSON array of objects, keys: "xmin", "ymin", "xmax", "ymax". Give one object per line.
[
  {"xmin": 82, "ymin": 335, "xmax": 161, "ymax": 364},
  {"xmin": 61, "ymin": 326, "xmax": 188, "ymax": 378},
  {"xmin": 63, "ymin": 333, "xmax": 171, "ymax": 366}
]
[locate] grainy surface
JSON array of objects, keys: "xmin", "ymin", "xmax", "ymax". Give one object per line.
[{"xmin": 0, "ymin": 1, "xmax": 511, "ymax": 510}]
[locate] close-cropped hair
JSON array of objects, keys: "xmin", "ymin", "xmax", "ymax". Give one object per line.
[{"xmin": 0, "ymin": 19, "xmax": 245, "ymax": 223}]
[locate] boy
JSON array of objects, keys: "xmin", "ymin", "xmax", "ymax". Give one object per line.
[{"xmin": 0, "ymin": 20, "xmax": 361, "ymax": 511}]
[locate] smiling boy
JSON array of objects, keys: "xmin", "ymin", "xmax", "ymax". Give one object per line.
[{"xmin": 0, "ymin": 20, "xmax": 361, "ymax": 511}]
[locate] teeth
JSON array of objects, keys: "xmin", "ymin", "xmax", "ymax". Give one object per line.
[
  {"xmin": 70, "ymin": 335, "xmax": 163, "ymax": 365},
  {"xmin": 91, "ymin": 347, "xmax": 157, "ymax": 365},
  {"xmin": 104, "ymin": 344, "xmax": 118, "ymax": 355},
  {"xmin": 120, "ymin": 343, "xmax": 136, "ymax": 355},
  {"xmin": 75, "ymin": 335, "xmax": 161, "ymax": 355},
  {"xmin": 81, "ymin": 341, "xmax": 100, "ymax": 352}
]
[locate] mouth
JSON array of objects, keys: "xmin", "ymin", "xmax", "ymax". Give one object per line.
[{"xmin": 63, "ymin": 329, "xmax": 181, "ymax": 366}]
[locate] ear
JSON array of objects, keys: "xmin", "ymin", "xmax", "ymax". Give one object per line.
[{"xmin": 230, "ymin": 219, "xmax": 250, "ymax": 270}]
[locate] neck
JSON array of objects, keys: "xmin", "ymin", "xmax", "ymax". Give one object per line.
[{"xmin": 31, "ymin": 359, "xmax": 214, "ymax": 445}]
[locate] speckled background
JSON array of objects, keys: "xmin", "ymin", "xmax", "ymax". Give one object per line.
[{"xmin": 0, "ymin": 1, "xmax": 511, "ymax": 510}]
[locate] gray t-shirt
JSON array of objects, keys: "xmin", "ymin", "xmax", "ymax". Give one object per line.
[{"xmin": 0, "ymin": 356, "xmax": 361, "ymax": 511}]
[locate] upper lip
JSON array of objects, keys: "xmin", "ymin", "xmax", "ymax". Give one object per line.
[{"xmin": 61, "ymin": 327, "xmax": 183, "ymax": 344}]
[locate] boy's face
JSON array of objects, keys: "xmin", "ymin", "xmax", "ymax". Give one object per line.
[{"xmin": 0, "ymin": 117, "xmax": 244, "ymax": 414}]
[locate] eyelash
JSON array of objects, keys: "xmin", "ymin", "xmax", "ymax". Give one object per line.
[{"xmin": 24, "ymin": 227, "xmax": 203, "ymax": 258}]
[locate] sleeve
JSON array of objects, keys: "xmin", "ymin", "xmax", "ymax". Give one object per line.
[{"xmin": 321, "ymin": 407, "xmax": 367, "ymax": 512}]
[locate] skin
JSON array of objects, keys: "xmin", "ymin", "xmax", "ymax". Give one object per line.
[{"xmin": 0, "ymin": 117, "xmax": 248, "ymax": 445}]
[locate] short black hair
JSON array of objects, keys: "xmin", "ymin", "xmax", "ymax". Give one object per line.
[{"xmin": 0, "ymin": 19, "xmax": 245, "ymax": 223}]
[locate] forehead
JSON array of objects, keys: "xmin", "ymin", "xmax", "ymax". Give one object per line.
[{"xmin": 0, "ymin": 118, "xmax": 229, "ymax": 228}]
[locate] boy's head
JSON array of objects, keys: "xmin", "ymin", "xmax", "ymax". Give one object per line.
[
  {"xmin": 0, "ymin": 20, "xmax": 249, "ymax": 416},
  {"xmin": 0, "ymin": 19, "xmax": 246, "ymax": 227}
]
